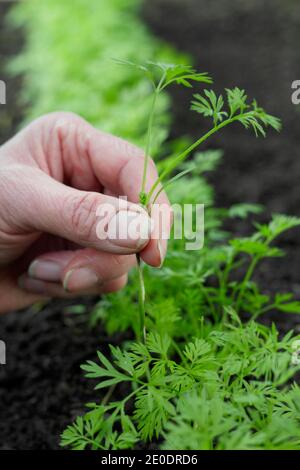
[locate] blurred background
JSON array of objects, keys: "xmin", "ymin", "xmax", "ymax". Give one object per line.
[{"xmin": 0, "ymin": 0, "xmax": 300, "ymax": 449}]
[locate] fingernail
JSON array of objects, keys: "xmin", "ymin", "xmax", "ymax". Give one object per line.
[
  {"xmin": 107, "ymin": 210, "xmax": 152, "ymax": 250},
  {"xmin": 29, "ymin": 260, "xmax": 61, "ymax": 282},
  {"xmin": 18, "ymin": 275, "xmax": 47, "ymax": 294},
  {"xmin": 63, "ymin": 267, "xmax": 99, "ymax": 292}
]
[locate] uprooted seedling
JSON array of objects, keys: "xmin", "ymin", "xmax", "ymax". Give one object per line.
[{"xmin": 115, "ymin": 60, "xmax": 281, "ymax": 342}]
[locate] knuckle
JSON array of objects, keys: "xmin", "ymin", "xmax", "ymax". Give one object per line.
[
  {"xmin": 51, "ymin": 111, "xmax": 83, "ymax": 126},
  {"xmin": 64, "ymin": 192, "xmax": 100, "ymax": 243},
  {"xmin": 117, "ymin": 137, "xmax": 143, "ymax": 160},
  {"xmin": 52, "ymin": 112, "xmax": 85, "ymax": 140},
  {"xmin": 50, "ymin": 112, "xmax": 88, "ymax": 143},
  {"xmin": 30, "ymin": 112, "xmax": 83, "ymax": 134}
]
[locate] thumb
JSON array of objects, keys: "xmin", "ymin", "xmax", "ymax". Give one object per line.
[{"xmin": 4, "ymin": 166, "xmax": 152, "ymax": 254}]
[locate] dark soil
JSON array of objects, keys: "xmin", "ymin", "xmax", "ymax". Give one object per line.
[
  {"xmin": 0, "ymin": 298, "xmax": 114, "ymax": 450},
  {"xmin": 1, "ymin": 0, "xmax": 300, "ymax": 450}
]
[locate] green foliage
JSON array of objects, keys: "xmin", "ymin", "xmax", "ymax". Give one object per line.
[
  {"xmin": 144, "ymin": 83, "xmax": 281, "ymax": 204},
  {"xmin": 61, "ymin": 321, "xmax": 300, "ymax": 450},
  {"xmin": 162, "ymin": 384, "xmax": 300, "ymax": 450},
  {"xmin": 62, "ymin": 178, "xmax": 300, "ymax": 449},
  {"xmin": 255, "ymin": 214, "xmax": 300, "ymax": 242},
  {"xmin": 114, "ymin": 60, "xmax": 212, "ymax": 90},
  {"xmin": 191, "ymin": 90, "xmax": 228, "ymax": 126},
  {"xmin": 191, "ymin": 87, "xmax": 281, "ymax": 136}
]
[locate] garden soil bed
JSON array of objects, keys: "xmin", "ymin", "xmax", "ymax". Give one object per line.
[{"xmin": 1, "ymin": 0, "xmax": 300, "ymax": 450}]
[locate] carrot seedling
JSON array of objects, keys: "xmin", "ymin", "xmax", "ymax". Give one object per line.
[{"xmin": 115, "ymin": 60, "xmax": 281, "ymax": 342}]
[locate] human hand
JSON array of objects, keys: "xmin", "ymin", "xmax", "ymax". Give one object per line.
[{"xmin": 0, "ymin": 112, "xmax": 171, "ymax": 313}]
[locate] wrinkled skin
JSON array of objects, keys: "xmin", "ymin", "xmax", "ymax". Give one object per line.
[{"xmin": 0, "ymin": 112, "xmax": 172, "ymax": 313}]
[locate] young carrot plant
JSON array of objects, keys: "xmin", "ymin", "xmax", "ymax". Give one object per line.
[
  {"xmin": 61, "ymin": 63, "xmax": 300, "ymax": 450},
  {"xmin": 115, "ymin": 60, "xmax": 281, "ymax": 343}
]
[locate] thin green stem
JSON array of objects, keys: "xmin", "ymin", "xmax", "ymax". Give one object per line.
[
  {"xmin": 121, "ymin": 384, "xmax": 146, "ymax": 409},
  {"xmin": 141, "ymin": 90, "xmax": 158, "ymax": 197},
  {"xmin": 198, "ymin": 283, "xmax": 218, "ymax": 323},
  {"xmin": 172, "ymin": 339, "xmax": 187, "ymax": 366},
  {"xmin": 251, "ymin": 303, "xmax": 277, "ymax": 321},
  {"xmin": 101, "ymin": 383, "xmax": 117, "ymax": 406},
  {"xmin": 84, "ymin": 436, "xmax": 106, "ymax": 450},
  {"xmin": 140, "ymin": 72, "xmax": 166, "ymax": 200},
  {"xmin": 137, "ymin": 76, "xmax": 167, "ymax": 341},
  {"xmin": 136, "ymin": 253, "xmax": 146, "ymax": 343},
  {"xmin": 235, "ymin": 256, "xmax": 260, "ymax": 313}
]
